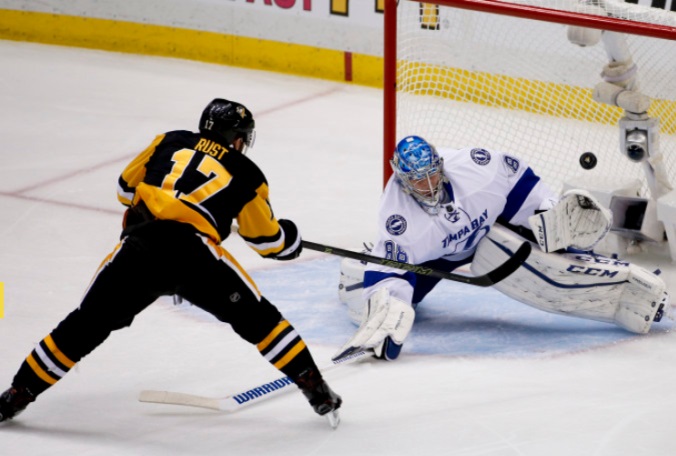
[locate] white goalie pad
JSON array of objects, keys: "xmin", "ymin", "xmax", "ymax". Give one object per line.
[
  {"xmin": 471, "ymin": 225, "xmax": 669, "ymax": 334},
  {"xmin": 338, "ymin": 257, "xmax": 367, "ymax": 325},
  {"xmin": 528, "ymin": 189, "xmax": 612, "ymax": 253}
]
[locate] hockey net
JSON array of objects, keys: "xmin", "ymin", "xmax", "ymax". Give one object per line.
[{"xmin": 385, "ymin": 0, "xmax": 676, "ymax": 199}]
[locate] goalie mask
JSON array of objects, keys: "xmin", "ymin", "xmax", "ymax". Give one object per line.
[
  {"xmin": 199, "ymin": 98, "xmax": 256, "ymax": 154},
  {"xmin": 392, "ymin": 136, "xmax": 446, "ymax": 214}
]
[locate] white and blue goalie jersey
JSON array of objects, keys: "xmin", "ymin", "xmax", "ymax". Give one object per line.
[{"xmin": 365, "ymin": 147, "xmax": 557, "ymax": 303}]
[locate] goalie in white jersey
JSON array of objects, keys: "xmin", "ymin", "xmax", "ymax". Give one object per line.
[{"xmin": 336, "ymin": 136, "xmax": 669, "ymax": 361}]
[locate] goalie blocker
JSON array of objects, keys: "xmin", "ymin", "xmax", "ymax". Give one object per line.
[{"xmin": 339, "ymin": 225, "xmax": 668, "ymax": 334}]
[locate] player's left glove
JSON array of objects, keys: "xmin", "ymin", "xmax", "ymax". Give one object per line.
[{"xmin": 273, "ymin": 219, "xmax": 303, "ymax": 261}]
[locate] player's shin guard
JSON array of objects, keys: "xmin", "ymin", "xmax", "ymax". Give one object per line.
[
  {"xmin": 256, "ymin": 319, "xmax": 342, "ymax": 415},
  {"xmin": 13, "ymin": 334, "xmax": 76, "ymax": 398},
  {"xmin": 257, "ymin": 319, "xmax": 313, "ymax": 377},
  {"xmin": 1, "ymin": 333, "xmax": 75, "ymax": 422}
]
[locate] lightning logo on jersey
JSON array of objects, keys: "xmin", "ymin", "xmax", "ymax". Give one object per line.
[{"xmin": 386, "ymin": 215, "xmax": 408, "ymax": 235}]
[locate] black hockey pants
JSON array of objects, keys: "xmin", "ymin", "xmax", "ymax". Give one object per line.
[{"xmin": 41, "ymin": 220, "xmax": 283, "ymax": 372}]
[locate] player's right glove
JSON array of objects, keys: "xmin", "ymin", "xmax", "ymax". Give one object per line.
[{"xmin": 273, "ymin": 219, "xmax": 303, "ymax": 261}]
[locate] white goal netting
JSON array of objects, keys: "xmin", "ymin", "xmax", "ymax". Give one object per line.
[{"xmin": 395, "ymin": 0, "xmax": 676, "ymax": 196}]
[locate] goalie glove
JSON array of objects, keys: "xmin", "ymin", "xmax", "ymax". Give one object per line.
[
  {"xmin": 332, "ymin": 288, "xmax": 415, "ymax": 362},
  {"xmin": 528, "ymin": 189, "xmax": 612, "ymax": 253}
]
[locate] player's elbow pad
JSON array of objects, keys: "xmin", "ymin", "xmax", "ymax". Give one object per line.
[{"xmin": 273, "ymin": 219, "xmax": 303, "ymax": 261}]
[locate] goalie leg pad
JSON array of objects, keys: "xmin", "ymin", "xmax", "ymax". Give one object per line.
[
  {"xmin": 471, "ymin": 225, "xmax": 668, "ymax": 334},
  {"xmin": 338, "ymin": 257, "xmax": 367, "ymax": 325},
  {"xmin": 616, "ymin": 268, "xmax": 670, "ymax": 331}
]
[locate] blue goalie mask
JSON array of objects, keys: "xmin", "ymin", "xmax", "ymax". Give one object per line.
[{"xmin": 391, "ymin": 135, "xmax": 446, "ymax": 214}]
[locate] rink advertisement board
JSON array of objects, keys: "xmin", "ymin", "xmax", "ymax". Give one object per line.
[
  {"xmin": 0, "ymin": 0, "xmax": 385, "ymax": 54},
  {"xmin": 0, "ymin": 0, "xmax": 673, "ymax": 85},
  {"xmin": 0, "ymin": 0, "xmax": 386, "ymax": 84}
]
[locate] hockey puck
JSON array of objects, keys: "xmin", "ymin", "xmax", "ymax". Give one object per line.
[{"xmin": 579, "ymin": 152, "xmax": 597, "ymax": 170}]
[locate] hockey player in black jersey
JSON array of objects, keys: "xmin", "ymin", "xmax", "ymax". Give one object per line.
[{"xmin": 0, "ymin": 98, "xmax": 341, "ymax": 423}]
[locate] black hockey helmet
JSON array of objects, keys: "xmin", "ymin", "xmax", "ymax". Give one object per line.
[{"xmin": 199, "ymin": 98, "xmax": 256, "ymax": 153}]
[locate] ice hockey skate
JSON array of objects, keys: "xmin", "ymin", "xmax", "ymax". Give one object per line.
[
  {"xmin": 0, "ymin": 386, "xmax": 35, "ymax": 422},
  {"xmin": 295, "ymin": 368, "xmax": 342, "ymax": 428}
]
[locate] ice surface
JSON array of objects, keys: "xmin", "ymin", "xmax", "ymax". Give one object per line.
[{"xmin": 1, "ymin": 40, "xmax": 676, "ymax": 456}]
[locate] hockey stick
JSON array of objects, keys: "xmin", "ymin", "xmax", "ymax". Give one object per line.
[
  {"xmin": 138, "ymin": 350, "xmax": 372, "ymax": 414},
  {"xmin": 301, "ymin": 239, "xmax": 531, "ymax": 287},
  {"xmin": 230, "ymin": 224, "xmax": 529, "ymax": 286}
]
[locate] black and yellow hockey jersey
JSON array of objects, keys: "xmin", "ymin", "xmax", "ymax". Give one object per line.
[{"xmin": 117, "ymin": 130, "xmax": 287, "ymax": 258}]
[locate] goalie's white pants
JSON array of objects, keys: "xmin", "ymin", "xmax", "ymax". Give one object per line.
[{"xmin": 471, "ymin": 225, "xmax": 669, "ymax": 334}]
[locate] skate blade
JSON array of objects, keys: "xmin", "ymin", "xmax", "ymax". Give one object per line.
[{"xmin": 326, "ymin": 409, "xmax": 340, "ymax": 429}]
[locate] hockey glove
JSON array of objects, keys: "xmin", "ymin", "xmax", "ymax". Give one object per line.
[
  {"xmin": 333, "ymin": 288, "xmax": 414, "ymax": 362},
  {"xmin": 528, "ymin": 189, "xmax": 612, "ymax": 252},
  {"xmin": 273, "ymin": 219, "xmax": 303, "ymax": 261}
]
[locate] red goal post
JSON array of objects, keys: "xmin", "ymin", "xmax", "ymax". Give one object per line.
[{"xmin": 383, "ymin": 0, "xmax": 676, "ymax": 189}]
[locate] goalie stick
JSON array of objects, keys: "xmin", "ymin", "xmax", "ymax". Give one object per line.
[
  {"xmin": 138, "ymin": 350, "xmax": 373, "ymax": 428},
  {"xmin": 301, "ymin": 239, "xmax": 531, "ymax": 287}
]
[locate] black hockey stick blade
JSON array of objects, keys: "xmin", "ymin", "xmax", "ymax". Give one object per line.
[
  {"xmin": 476, "ymin": 239, "xmax": 531, "ymax": 285},
  {"xmin": 301, "ymin": 239, "xmax": 531, "ymax": 287}
]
